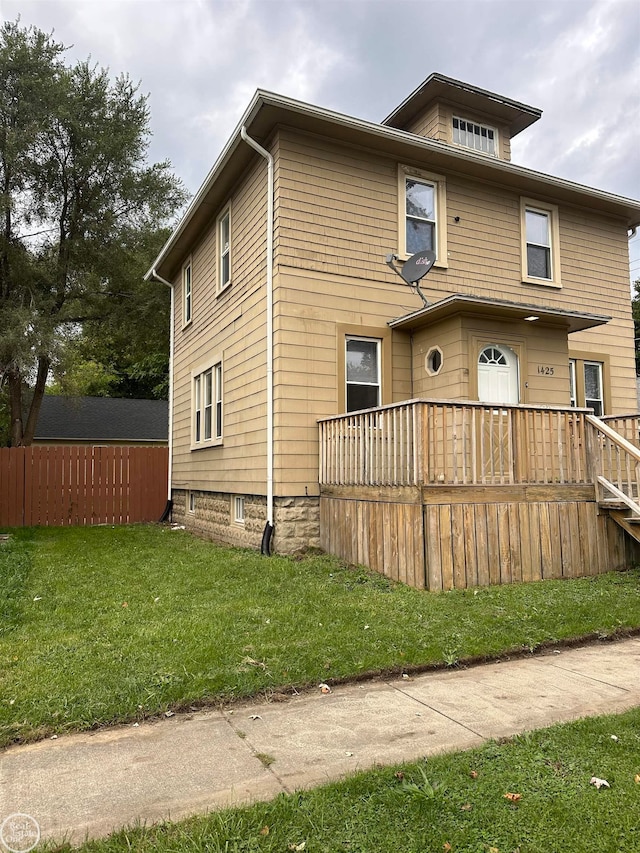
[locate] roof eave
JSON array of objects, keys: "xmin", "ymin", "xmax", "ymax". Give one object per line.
[
  {"xmin": 382, "ymin": 72, "xmax": 543, "ymax": 137},
  {"xmin": 145, "ymin": 89, "xmax": 269, "ymax": 282},
  {"xmin": 147, "ymin": 91, "xmax": 640, "ymax": 281},
  {"xmin": 389, "ymin": 294, "xmax": 611, "ymax": 335}
]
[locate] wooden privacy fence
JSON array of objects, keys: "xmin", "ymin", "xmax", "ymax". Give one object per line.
[
  {"xmin": 319, "ymin": 399, "xmax": 593, "ymax": 487},
  {"xmin": 0, "ymin": 446, "xmax": 168, "ymax": 527}
]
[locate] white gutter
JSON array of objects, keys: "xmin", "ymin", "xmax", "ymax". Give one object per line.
[
  {"xmin": 240, "ymin": 127, "xmax": 275, "ymax": 532},
  {"xmin": 150, "ymin": 268, "xmax": 174, "ymax": 503}
]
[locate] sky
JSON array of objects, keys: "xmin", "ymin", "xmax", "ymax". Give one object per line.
[{"xmin": 2, "ymin": 0, "xmax": 639, "ymax": 280}]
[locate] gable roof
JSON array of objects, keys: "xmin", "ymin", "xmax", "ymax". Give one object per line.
[
  {"xmin": 34, "ymin": 397, "xmax": 168, "ymax": 442},
  {"xmin": 146, "ymin": 76, "xmax": 640, "ymax": 282}
]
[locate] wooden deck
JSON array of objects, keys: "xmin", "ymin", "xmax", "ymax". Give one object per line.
[{"xmin": 318, "ymin": 401, "xmax": 640, "ymax": 589}]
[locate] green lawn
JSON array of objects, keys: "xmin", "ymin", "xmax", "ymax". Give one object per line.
[
  {"xmin": 1, "ymin": 524, "xmax": 640, "ymax": 749},
  {"xmin": 60, "ymin": 708, "xmax": 640, "ymax": 853}
]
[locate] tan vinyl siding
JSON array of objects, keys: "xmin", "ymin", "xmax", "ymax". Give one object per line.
[
  {"xmin": 404, "ymin": 103, "xmax": 444, "ymax": 140},
  {"xmin": 275, "ymin": 128, "xmax": 636, "ymax": 416},
  {"xmin": 412, "ymin": 317, "xmax": 467, "ymax": 400},
  {"xmin": 411, "ymin": 316, "xmax": 570, "ymax": 405},
  {"xmin": 273, "ymin": 268, "xmax": 418, "ymax": 494},
  {"xmin": 171, "ymin": 148, "xmax": 271, "ymax": 495}
]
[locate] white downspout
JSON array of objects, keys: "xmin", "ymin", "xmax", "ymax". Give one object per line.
[
  {"xmin": 241, "ymin": 127, "xmax": 275, "ymax": 543},
  {"xmin": 151, "ymin": 269, "xmax": 174, "ymax": 506}
]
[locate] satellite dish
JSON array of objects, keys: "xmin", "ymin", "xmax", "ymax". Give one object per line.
[{"xmin": 401, "ymin": 249, "xmax": 436, "ymax": 285}]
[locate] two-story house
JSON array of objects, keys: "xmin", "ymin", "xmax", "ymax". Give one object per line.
[{"xmin": 146, "ymin": 73, "xmax": 640, "ymax": 589}]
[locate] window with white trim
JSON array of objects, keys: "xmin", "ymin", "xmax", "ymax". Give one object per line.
[
  {"xmin": 346, "ymin": 336, "xmax": 381, "ymax": 412},
  {"xmin": 188, "ymin": 491, "xmax": 196, "ymax": 513},
  {"xmin": 569, "ymin": 359, "xmax": 577, "ymax": 408},
  {"xmin": 452, "ymin": 116, "xmax": 496, "ymax": 156},
  {"xmin": 584, "ymin": 361, "xmax": 604, "ymax": 416},
  {"xmin": 569, "ymin": 358, "xmax": 605, "ymax": 416},
  {"xmin": 525, "ymin": 208, "xmax": 551, "ymax": 279},
  {"xmin": 192, "ymin": 358, "xmax": 223, "ymax": 446},
  {"xmin": 234, "ymin": 496, "xmax": 245, "ymax": 524},
  {"xmin": 399, "ymin": 166, "xmax": 447, "ymax": 265},
  {"xmin": 406, "ymin": 177, "xmax": 436, "ymax": 255},
  {"xmin": 218, "ymin": 208, "xmax": 231, "ymax": 291},
  {"xmin": 520, "ymin": 198, "xmax": 561, "ymax": 286},
  {"xmin": 183, "ymin": 261, "xmax": 192, "ymax": 325}
]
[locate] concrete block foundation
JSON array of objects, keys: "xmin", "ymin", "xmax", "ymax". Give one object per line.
[{"xmin": 171, "ymin": 489, "xmax": 320, "ymax": 555}]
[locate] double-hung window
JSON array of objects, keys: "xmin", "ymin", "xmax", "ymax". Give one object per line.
[
  {"xmin": 399, "ymin": 166, "xmax": 447, "ymax": 266},
  {"xmin": 520, "ymin": 198, "xmax": 561, "ymax": 286},
  {"xmin": 525, "ymin": 208, "xmax": 551, "ymax": 279},
  {"xmin": 584, "ymin": 361, "xmax": 604, "ymax": 416},
  {"xmin": 406, "ymin": 177, "xmax": 436, "ymax": 255},
  {"xmin": 218, "ymin": 208, "xmax": 231, "ymax": 292},
  {"xmin": 346, "ymin": 336, "xmax": 381, "ymax": 412},
  {"xmin": 192, "ymin": 357, "xmax": 223, "ymax": 446},
  {"xmin": 183, "ymin": 261, "xmax": 192, "ymax": 325},
  {"xmin": 569, "ymin": 357, "xmax": 605, "ymax": 416}
]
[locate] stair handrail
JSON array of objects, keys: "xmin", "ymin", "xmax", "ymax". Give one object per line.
[
  {"xmin": 586, "ymin": 413, "xmax": 640, "ymax": 509},
  {"xmin": 585, "ymin": 414, "xmax": 640, "ymax": 461},
  {"xmin": 595, "ymin": 476, "xmax": 640, "ymax": 516}
]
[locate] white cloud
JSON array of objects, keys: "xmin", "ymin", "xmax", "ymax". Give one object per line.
[{"xmin": 1, "ymin": 0, "xmax": 637, "ymax": 205}]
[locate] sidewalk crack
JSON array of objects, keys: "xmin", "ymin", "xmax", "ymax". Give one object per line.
[
  {"xmin": 390, "ymin": 684, "xmax": 484, "ymax": 739},
  {"xmin": 222, "ymin": 712, "xmax": 292, "ymax": 795},
  {"xmin": 544, "ymin": 663, "xmax": 631, "ymax": 692}
]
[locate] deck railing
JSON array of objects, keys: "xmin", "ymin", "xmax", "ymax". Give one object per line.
[{"xmin": 319, "ymin": 399, "xmax": 593, "ymax": 487}]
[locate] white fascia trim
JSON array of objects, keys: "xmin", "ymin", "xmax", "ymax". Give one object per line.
[
  {"xmin": 144, "ymin": 90, "xmax": 266, "ymax": 281},
  {"xmin": 146, "ymin": 90, "xmax": 640, "ymax": 279}
]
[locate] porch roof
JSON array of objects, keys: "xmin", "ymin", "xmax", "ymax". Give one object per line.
[{"xmin": 388, "ymin": 293, "xmax": 611, "ymax": 334}]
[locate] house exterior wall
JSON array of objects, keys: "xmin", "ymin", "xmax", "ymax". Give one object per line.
[
  {"xmin": 274, "ymin": 129, "xmax": 636, "ymax": 412},
  {"xmin": 168, "ymin": 120, "xmax": 636, "ymax": 554},
  {"xmin": 170, "ymin": 145, "xmax": 271, "ymax": 497},
  {"xmin": 410, "ymin": 315, "xmax": 570, "ymax": 406},
  {"xmin": 273, "ymin": 266, "xmax": 415, "ymax": 496},
  {"xmin": 404, "ymin": 103, "xmax": 443, "ymax": 140}
]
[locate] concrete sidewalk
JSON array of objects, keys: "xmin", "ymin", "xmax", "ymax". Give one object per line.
[{"xmin": 1, "ymin": 638, "xmax": 639, "ymax": 846}]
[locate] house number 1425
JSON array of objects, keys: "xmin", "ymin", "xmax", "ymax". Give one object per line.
[{"xmin": 537, "ymin": 365, "xmax": 554, "ymax": 375}]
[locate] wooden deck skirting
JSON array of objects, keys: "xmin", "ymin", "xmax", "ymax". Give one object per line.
[
  {"xmin": 318, "ymin": 402, "xmax": 640, "ymax": 589},
  {"xmin": 320, "ymin": 485, "xmax": 635, "ymax": 590}
]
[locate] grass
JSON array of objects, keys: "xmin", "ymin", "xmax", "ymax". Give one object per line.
[
  {"xmin": 54, "ymin": 707, "xmax": 640, "ymax": 852},
  {"xmin": 1, "ymin": 524, "xmax": 640, "ymax": 749}
]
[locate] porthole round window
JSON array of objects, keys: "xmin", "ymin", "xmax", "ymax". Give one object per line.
[{"xmin": 425, "ymin": 346, "xmax": 443, "ymax": 376}]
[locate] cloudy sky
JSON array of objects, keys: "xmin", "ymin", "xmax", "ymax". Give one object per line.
[{"xmin": 2, "ymin": 0, "xmax": 639, "ymax": 278}]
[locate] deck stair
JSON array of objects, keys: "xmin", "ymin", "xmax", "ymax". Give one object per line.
[{"xmin": 589, "ymin": 414, "xmax": 640, "ymax": 544}]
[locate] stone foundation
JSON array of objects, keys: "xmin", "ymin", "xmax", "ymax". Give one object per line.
[{"xmin": 171, "ymin": 489, "xmax": 320, "ymax": 555}]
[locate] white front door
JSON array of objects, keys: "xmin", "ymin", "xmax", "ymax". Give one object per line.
[{"xmin": 477, "ymin": 345, "xmax": 519, "ymax": 404}]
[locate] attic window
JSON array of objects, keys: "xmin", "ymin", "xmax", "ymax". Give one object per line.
[{"xmin": 452, "ymin": 116, "xmax": 496, "ymax": 156}]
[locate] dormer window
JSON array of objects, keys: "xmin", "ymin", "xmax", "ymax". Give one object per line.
[{"xmin": 452, "ymin": 116, "xmax": 496, "ymax": 156}]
